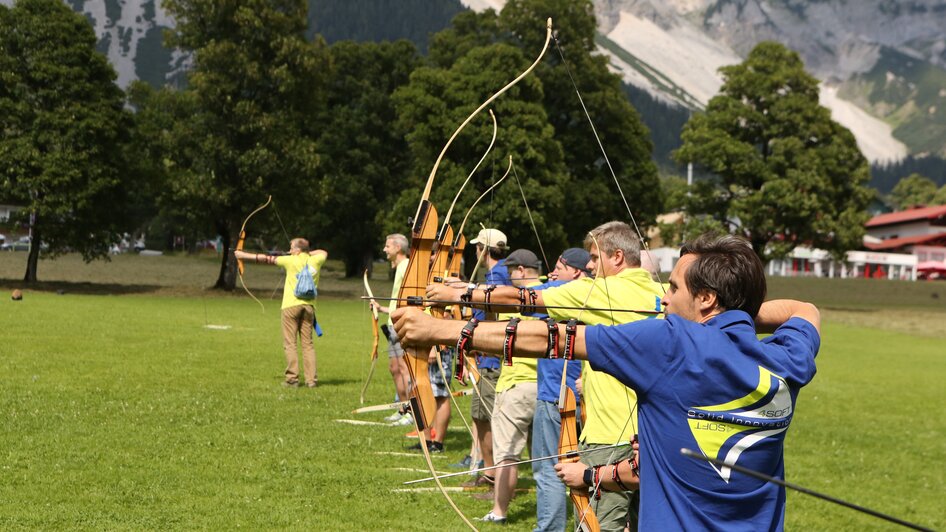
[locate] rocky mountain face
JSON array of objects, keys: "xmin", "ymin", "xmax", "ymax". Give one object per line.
[
  {"xmin": 7, "ymin": 0, "xmax": 943, "ymax": 162},
  {"xmin": 589, "ymin": 0, "xmax": 946, "ymax": 160}
]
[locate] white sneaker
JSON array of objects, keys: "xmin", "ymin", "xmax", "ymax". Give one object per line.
[
  {"xmin": 383, "ymin": 412, "xmax": 403, "ymax": 422},
  {"xmin": 393, "ymin": 413, "xmax": 414, "ymax": 426},
  {"xmin": 476, "ymin": 511, "xmax": 506, "ymax": 524}
]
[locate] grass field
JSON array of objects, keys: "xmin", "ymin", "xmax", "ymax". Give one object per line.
[{"xmin": 1, "ymin": 253, "xmax": 945, "ymax": 530}]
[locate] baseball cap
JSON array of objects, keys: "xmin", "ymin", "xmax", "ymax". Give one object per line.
[
  {"xmin": 470, "ymin": 228, "xmax": 508, "ymax": 249},
  {"xmin": 559, "ymin": 248, "xmax": 591, "ymax": 274},
  {"xmin": 505, "ymin": 249, "xmax": 541, "ymax": 270}
]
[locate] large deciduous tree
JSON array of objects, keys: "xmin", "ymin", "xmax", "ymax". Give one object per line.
[
  {"xmin": 0, "ymin": 0, "xmax": 133, "ymax": 282},
  {"xmin": 156, "ymin": 0, "xmax": 330, "ymax": 290},
  {"xmin": 310, "ymin": 40, "xmax": 420, "ymax": 277},
  {"xmin": 396, "ymin": 0, "xmax": 659, "ymax": 263},
  {"xmin": 675, "ymin": 41, "xmax": 872, "ymax": 260}
]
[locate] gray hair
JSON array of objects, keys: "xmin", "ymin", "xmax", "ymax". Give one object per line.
[
  {"xmin": 386, "ymin": 233, "xmax": 409, "ymax": 255},
  {"xmin": 583, "ymin": 221, "xmax": 640, "ymax": 266}
]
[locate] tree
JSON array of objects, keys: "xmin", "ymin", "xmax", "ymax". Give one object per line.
[
  {"xmin": 888, "ymin": 173, "xmax": 938, "ymax": 209},
  {"xmin": 501, "ymin": 0, "xmax": 662, "ymax": 245},
  {"xmin": 391, "ymin": 40, "xmax": 569, "ymax": 258},
  {"xmin": 406, "ymin": 0, "xmax": 660, "ymax": 258},
  {"xmin": 153, "ymin": 0, "xmax": 330, "ymax": 290},
  {"xmin": 0, "ymin": 0, "xmax": 134, "ymax": 282},
  {"xmin": 674, "ymin": 41, "xmax": 873, "ymax": 261},
  {"xmin": 310, "ymin": 40, "xmax": 420, "ymax": 276},
  {"xmin": 934, "ymin": 185, "xmax": 946, "ymax": 206}
]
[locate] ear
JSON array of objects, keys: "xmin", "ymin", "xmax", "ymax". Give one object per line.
[
  {"xmin": 611, "ymin": 249, "xmax": 624, "ymax": 266},
  {"xmin": 696, "ymin": 289, "xmax": 717, "ymax": 312}
]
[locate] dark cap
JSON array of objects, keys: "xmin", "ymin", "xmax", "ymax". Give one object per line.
[
  {"xmin": 559, "ymin": 248, "xmax": 591, "ymax": 274},
  {"xmin": 505, "ymin": 249, "xmax": 541, "ymax": 269}
]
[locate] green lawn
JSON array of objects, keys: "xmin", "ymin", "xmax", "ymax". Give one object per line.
[{"xmin": 0, "ymin": 253, "xmax": 944, "ymax": 530}]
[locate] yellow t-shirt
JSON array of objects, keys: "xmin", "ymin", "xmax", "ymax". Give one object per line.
[
  {"xmin": 275, "ymin": 253, "xmax": 326, "ymax": 310},
  {"xmin": 386, "ymin": 258, "xmax": 409, "ymax": 323},
  {"xmin": 542, "ymin": 268, "xmax": 664, "ymax": 444},
  {"xmin": 494, "ymin": 281, "xmax": 541, "ymax": 392}
]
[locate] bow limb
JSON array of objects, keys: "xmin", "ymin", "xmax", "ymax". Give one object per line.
[
  {"xmin": 413, "ymin": 17, "xmax": 553, "ymax": 222},
  {"xmin": 457, "ymin": 155, "xmax": 514, "ymax": 283},
  {"xmin": 439, "ymin": 109, "xmax": 498, "ymax": 240},
  {"xmin": 360, "ymin": 270, "xmax": 380, "ymax": 404},
  {"xmin": 236, "ymin": 195, "xmax": 272, "ymax": 312},
  {"xmin": 400, "ymin": 20, "xmax": 552, "ymax": 529},
  {"xmin": 560, "ymin": 386, "xmax": 601, "ymax": 532}
]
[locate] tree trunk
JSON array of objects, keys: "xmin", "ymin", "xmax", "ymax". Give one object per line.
[
  {"xmin": 345, "ymin": 249, "xmax": 374, "ymax": 278},
  {"xmin": 214, "ymin": 228, "xmax": 235, "ymax": 290},
  {"xmin": 23, "ymin": 224, "xmax": 39, "ymax": 283}
]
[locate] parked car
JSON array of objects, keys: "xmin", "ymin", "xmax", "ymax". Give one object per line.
[{"xmin": 1, "ymin": 241, "xmax": 30, "ymax": 251}]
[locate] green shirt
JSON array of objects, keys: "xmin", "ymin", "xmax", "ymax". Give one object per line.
[
  {"xmin": 275, "ymin": 253, "xmax": 326, "ymax": 310},
  {"xmin": 542, "ymin": 268, "xmax": 664, "ymax": 444}
]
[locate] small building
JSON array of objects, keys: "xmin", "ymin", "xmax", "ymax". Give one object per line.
[
  {"xmin": 765, "ymin": 247, "xmax": 918, "ymax": 280},
  {"xmin": 865, "ymin": 205, "xmax": 946, "ymax": 241}
]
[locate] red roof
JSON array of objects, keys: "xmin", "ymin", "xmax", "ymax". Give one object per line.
[
  {"xmin": 864, "ymin": 232, "xmax": 946, "ymax": 251},
  {"xmin": 866, "ymin": 205, "xmax": 946, "ymax": 228}
]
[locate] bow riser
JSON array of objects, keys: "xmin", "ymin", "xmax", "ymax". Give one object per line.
[
  {"xmin": 398, "ymin": 200, "xmax": 440, "ymax": 430},
  {"xmin": 560, "ymin": 386, "xmax": 601, "ymax": 531}
]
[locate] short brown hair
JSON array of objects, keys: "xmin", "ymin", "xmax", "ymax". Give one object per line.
[{"xmin": 680, "ymin": 234, "xmax": 766, "ymax": 317}]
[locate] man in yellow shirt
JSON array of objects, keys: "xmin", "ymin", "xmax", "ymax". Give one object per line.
[
  {"xmin": 371, "ymin": 233, "xmax": 412, "ymax": 424},
  {"xmin": 235, "ymin": 237, "xmax": 327, "ymax": 388},
  {"xmin": 427, "ymin": 222, "xmax": 663, "ymax": 531},
  {"xmin": 476, "ymin": 249, "xmax": 542, "ymax": 525}
]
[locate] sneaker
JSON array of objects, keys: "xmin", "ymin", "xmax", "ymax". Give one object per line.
[
  {"xmin": 282, "ymin": 380, "xmax": 299, "ymax": 388},
  {"xmin": 383, "ymin": 412, "xmax": 403, "ymax": 423},
  {"xmin": 449, "ymin": 455, "xmax": 472, "ymax": 469},
  {"xmin": 404, "ymin": 427, "xmax": 437, "ymax": 439},
  {"xmin": 393, "ymin": 413, "xmax": 414, "ymax": 426},
  {"xmin": 460, "ymin": 474, "xmax": 494, "ymax": 488},
  {"xmin": 476, "ymin": 511, "xmax": 506, "ymax": 524},
  {"xmin": 407, "ymin": 440, "xmax": 444, "ymax": 453}
]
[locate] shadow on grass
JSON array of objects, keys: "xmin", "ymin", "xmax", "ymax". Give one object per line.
[{"xmin": 0, "ymin": 279, "xmax": 166, "ymax": 296}]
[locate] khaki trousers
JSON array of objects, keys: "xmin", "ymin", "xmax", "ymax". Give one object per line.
[{"xmin": 281, "ymin": 304, "xmax": 316, "ymax": 385}]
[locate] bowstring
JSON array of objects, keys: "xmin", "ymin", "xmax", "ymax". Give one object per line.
[
  {"xmin": 552, "ymin": 33, "xmax": 665, "ymax": 295},
  {"xmin": 511, "ymin": 161, "xmax": 551, "ymax": 275}
]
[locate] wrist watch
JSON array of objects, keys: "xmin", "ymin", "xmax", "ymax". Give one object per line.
[{"xmin": 461, "ymin": 282, "xmax": 477, "ymax": 303}]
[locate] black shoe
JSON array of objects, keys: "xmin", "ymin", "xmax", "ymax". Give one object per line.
[{"xmin": 407, "ymin": 441, "xmax": 443, "ymax": 453}]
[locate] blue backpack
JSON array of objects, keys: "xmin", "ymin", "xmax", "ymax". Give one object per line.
[{"xmin": 294, "ymin": 263, "xmax": 317, "ymax": 300}]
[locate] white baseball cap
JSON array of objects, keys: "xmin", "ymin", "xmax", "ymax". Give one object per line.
[{"xmin": 470, "ymin": 228, "xmax": 508, "ymax": 249}]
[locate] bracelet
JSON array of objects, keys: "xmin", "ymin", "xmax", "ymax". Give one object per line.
[
  {"xmin": 544, "ymin": 317, "xmax": 560, "ymax": 359},
  {"xmin": 461, "ymin": 283, "xmax": 476, "ymax": 304},
  {"xmin": 563, "ymin": 319, "xmax": 579, "ymax": 360},
  {"xmin": 483, "ymin": 284, "xmax": 497, "ymax": 313},
  {"xmin": 524, "ymin": 288, "xmax": 538, "ymax": 313},
  {"xmin": 592, "ymin": 465, "xmax": 602, "ymax": 500},
  {"xmin": 455, "ymin": 318, "xmax": 480, "ymax": 382},
  {"xmin": 502, "ymin": 317, "xmax": 521, "ymax": 366}
]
